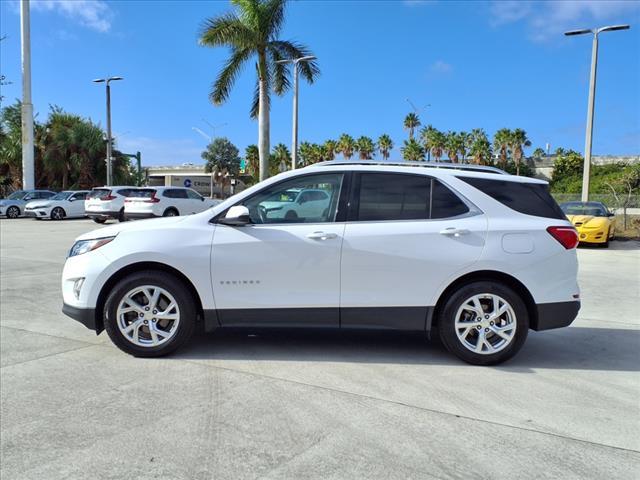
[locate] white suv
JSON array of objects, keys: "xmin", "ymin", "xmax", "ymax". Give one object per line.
[
  {"xmin": 85, "ymin": 187, "xmax": 137, "ymax": 223},
  {"xmin": 61, "ymin": 162, "xmax": 580, "ymax": 365},
  {"xmin": 124, "ymin": 187, "xmax": 221, "ymax": 219}
]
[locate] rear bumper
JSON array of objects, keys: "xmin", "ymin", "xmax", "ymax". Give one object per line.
[
  {"xmin": 62, "ymin": 303, "xmax": 99, "ymax": 332},
  {"xmin": 532, "ymin": 301, "xmax": 580, "ymax": 331},
  {"xmin": 125, "ymin": 212, "xmax": 158, "ymax": 219},
  {"xmin": 86, "ymin": 210, "xmax": 119, "ymax": 219}
]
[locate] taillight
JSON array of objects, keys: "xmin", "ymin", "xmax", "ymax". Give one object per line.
[
  {"xmin": 547, "ymin": 226, "xmax": 579, "ymax": 249},
  {"xmin": 100, "ymin": 191, "xmax": 115, "ymax": 201},
  {"xmin": 144, "ymin": 192, "xmax": 160, "ymax": 203}
]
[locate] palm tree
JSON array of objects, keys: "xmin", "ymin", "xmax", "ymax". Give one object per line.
[
  {"xmin": 419, "ymin": 125, "xmax": 435, "ymax": 161},
  {"xmin": 298, "ymin": 141, "xmax": 315, "ymax": 166},
  {"xmin": 272, "ymin": 142, "xmax": 290, "ymax": 171},
  {"xmin": 457, "ymin": 131, "xmax": 472, "ymax": 163},
  {"xmin": 510, "ymin": 128, "xmax": 531, "ymax": 175},
  {"xmin": 493, "ymin": 128, "xmax": 512, "ymax": 169},
  {"xmin": 355, "ymin": 136, "xmax": 375, "ymax": 160},
  {"xmin": 469, "ymin": 129, "xmax": 492, "ymax": 165},
  {"xmin": 401, "ymin": 138, "xmax": 425, "ymax": 161},
  {"xmin": 377, "ymin": 134, "xmax": 393, "ymax": 161},
  {"xmin": 245, "ymin": 144, "xmax": 259, "ymax": 178},
  {"xmin": 532, "ymin": 147, "xmax": 546, "ymax": 160},
  {"xmin": 445, "ymin": 131, "xmax": 464, "ymax": 163},
  {"xmin": 337, "ymin": 134, "xmax": 356, "ymax": 160},
  {"xmin": 199, "ymin": 0, "xmax": 320, "ymax": 182},
  {"xmin": 403, "ymin": 112, "xmax": 421, "ymax": 140},
  {"xmin": 323, "ymin": 139, "xmax": 337, "ymax": 161}
]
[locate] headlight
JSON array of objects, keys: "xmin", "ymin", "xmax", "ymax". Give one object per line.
[{"xmin": 68, "ymin": 236, "xmax": 115, "ymax": 258}]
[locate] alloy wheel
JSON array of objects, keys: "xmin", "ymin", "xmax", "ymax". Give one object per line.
[
  {"xmin": 52, "ymin": 207, "xmax": 64, "ymax": 220},
  {"xmin": 7, "ymin": 206, "xmax": 19, "ymax": 219},
  {"xmin": 454, "ymin": 293, "xmax": 517, "ymax": 355},
  {"xmin": 116, "ymin": 285, "xmax": 181, "ymax": 347}
]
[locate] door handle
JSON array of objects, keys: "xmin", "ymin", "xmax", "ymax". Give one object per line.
[
  {"xmin": 307, "ymin": 231, "xmax": 337, "ymax": 240},
  {"xmin": 439, "ymin": 227, "xmax": 470, "ymax": 237}
]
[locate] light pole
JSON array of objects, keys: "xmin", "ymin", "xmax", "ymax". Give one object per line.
[
  {"xmin": 276, "ymin": 55, "xmax": 316, "ymax": 170},
  {"xmin": 20, "ymin": 0, "xmax": 34, "ymax": 190},
  {"xmin": 93, "ymin": 76, "xmax": 123, "ymax": 186},
  {"xmin": 202, "ymin": 120, "xmax": 227, "ymax": 140},
  {"xmin": 564, "ymin": 25, "xmax": 630, "ymax": 202}
]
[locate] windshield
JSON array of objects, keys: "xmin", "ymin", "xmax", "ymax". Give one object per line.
[
  {"xmin": 560, "ymin": 202, "xmax": 608, "ymax": 217},
  {"xmin": 87, "ymin": 189, "xmax": 111, "ymax": 199},
  {"xmin": 128, "ymin": 189, "xmax": 155, "ymax": 198},
  {"xmin": 7, "ymin": 191, "xmax": 26, "ymax": 200},
  {"xmin": 50, "ymin": 191, "xmax": 73, "ymax": 201}
]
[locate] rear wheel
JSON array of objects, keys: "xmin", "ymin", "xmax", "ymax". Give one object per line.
[
  {"xmin": 118, "ymin": 208, "xmax": 127, "ymax": 222},
  {"xmin": 438, "ymin": 281, "xmax": 529, "ymax": 365},
  {"xmin": 163, "ymin": 208, "xmax": 179, "ymax": 217},
  {"xmin": 103, "ymin": 271, "xmax": 196, "ymax": 357},
  {"xmin": 51, "ymin": 207, "xmax": 65, "ymax": 221},
  {"xmin": 93, "ymin": 217, "xmax": 107, "ymax": 224},
  {"xmin": 6, "ymin": 206, "xmax": 20, "ymax": 219}
]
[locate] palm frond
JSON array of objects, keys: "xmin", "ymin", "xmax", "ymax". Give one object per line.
[
  {"xmin": 267, "ymin": 46, "xmax": 291, "ymax": 95},
  {"xmin": 262, "ymin": 0, "xmax": 287, "ymax": 39},
  {"xmin": 269, "ymin": 40, "xmax": 320, "ymax": 83},
  {"xmin": 210, "ymin": 47, "xmax": 253, "ymax": 105},
  {"xmin": 199, "ymin": 13, "xmax": 256, "ymax": 49}
]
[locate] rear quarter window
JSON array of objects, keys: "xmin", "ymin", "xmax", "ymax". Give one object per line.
[{"xmin": 458, "ymin": 177, "xmax": 565, "ymax": 219}]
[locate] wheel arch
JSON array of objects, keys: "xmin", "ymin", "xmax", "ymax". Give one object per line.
[
  {"xmin": 428, "ymin": 270, "xmax": 538, "ymax": 333},
  {"xmin": 94, "ymin": 261, "xmax": 204, "ymax": 334}
]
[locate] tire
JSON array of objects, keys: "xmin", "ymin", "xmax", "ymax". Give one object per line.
[
  {"xmin": 103, "ymin": 271, "xmax": 196, "ymax": 357},
  {"xmin": 602, "ymin": 228, "xmax": 611, "ymax": 248},
  {"xmin": 51, "ymin": 207, "xmax": 65, "ymax": 221},
  {"xmin": 93, "ymin": 217, "xmax": 107, "ymax": 224},
  {"xmin": 118, "ymin": 208, "xmax": 127, "ymax": 222},
  {"xmin": 163, "ymin": 208, "xmax": 179, "ymax": 217},
  {"xmin": 284, "ymin": 210, "xmax": 298, "ymax": 221},
  {"xmin": 438, "ymin": 281, "xmax": 529, "ymax": 366},
  {"xmin": 6, "ymin": 206, "xmax": 20, "ymax": 219}
]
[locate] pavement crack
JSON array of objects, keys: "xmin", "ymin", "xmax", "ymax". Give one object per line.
[{"xmin": 0, "ymin": 343, "xmax": 98, "ymax": 369}]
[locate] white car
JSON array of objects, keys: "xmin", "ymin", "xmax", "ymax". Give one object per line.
[
  {"xmin": 85, "ymin": 186, "xmax": 137, "ymax": 223},
  {"xmin": 0, "ymin": 190, "xmax": 56, "ymax": 218},
  {"xmin": 124, "ymin": 186, "xmax": 221, "ymax": 219},
  {"xmin": 24, "ymin": 190, "xmax": 90, "ymax": 220},
  {"xmin": 62, "ymin": 161, "xmax": 580, "ymax": 365},
  {"xmin": 260, "ymin": 188, "xmax": 331, "ymax": 221}
]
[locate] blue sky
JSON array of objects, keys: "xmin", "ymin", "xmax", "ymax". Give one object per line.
[{"xmin": 1, "ymin": 0, "xmax": 639, "ymax": 165}]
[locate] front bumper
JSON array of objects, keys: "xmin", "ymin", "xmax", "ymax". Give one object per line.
[
  {"xmin": 24, "ymin": 209, "xmax": 50, "ymax": 218},
  {"xmin": 62, "ymin": 303, "xmax": 99, "ymax": 332},
  {"xmin": 532, "ymin": 301, "xmax": 580, "ymax": 331},
  {"xmin": 576, "ymin": 228, "xmax": 608, "ymax": 243}
]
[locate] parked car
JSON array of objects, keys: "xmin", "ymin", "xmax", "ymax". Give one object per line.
[
  {"xmin": 560, "ymin": 201, "xmax": 615, "ymax": 247},
  {"xmin": 124, "ymin": 187, "xmax": 221, "ymax": 219},
  {"xmin": 85, "ymin": 186, "xmax": 137, "ymax": 223},
  {"xmin": 62, "ymin": 161, "xmax": 580, "ymax": 365},
  {"xmin": 24, "ymin": 190, "xmax": 90, "ymax": 220},
  {"xmin": 260, "ymin": 188, "xmax": 331, "ymax": 221},
  {"xmin": 0, "ymin": 190, "xmax": 56, "ymax": 218}
]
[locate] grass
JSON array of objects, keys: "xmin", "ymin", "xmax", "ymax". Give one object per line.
[{"xmin": 613, "ymin": 214, "xmax": 640, "ymax": 240}]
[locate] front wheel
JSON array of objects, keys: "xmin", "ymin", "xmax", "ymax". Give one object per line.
[
  {"xmin": 6, "ymin": 206, "xmax": 20, "ymax": 219},
  {"xmin": 438, "ymin": 281, "xmax": 529, "ymax": 365},
  {"xmin": 103, "ymin": 271, "xmax": 196, "ymax": 357},
  {"xmin": 118, "ymin": 208, "xmax": 127, "ymax": 222},
  {"xmin": 51, "ymin": 207, "xmax": 65, "ymax": 221}
]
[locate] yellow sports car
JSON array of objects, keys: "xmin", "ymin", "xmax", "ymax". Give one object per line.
[{"xmin": 560, "ymin": 201, "xmax": 616, "ymax": 247}]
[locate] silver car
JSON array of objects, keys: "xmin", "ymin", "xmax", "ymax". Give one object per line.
[{"xmin": 0, "ymin": 190, "xmax": 56, "ymax": 218}]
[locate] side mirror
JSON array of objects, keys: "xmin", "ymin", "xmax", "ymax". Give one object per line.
[
  {"xmin": 201, "ymin": 196, "xmax": 205, "ymax": 201},
  {"xmin": 608, "ymin": 212, "xmax": 615, "ymax": 217},
  {"xmin": 219, "ymin": 205, "xmax": 251, "ymax": 226},
  {"xmin": 68, "ymin": 197, "xmax": 75, "ymax": 202}
]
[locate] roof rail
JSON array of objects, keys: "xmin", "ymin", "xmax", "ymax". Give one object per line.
[{"xmin": 312, "ymin": 160, "xmax": 507, "ymax": 175}]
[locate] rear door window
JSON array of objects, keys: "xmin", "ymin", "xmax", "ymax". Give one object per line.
[
  {"xmin": 354, "ymin": 173, "xmax": 469, "ymax": 221},
  {"xmin": 458, "ymin": 176, "xmax": 565, "ymax": 219},
  {"xmin": 163, "ymin": 189, "xmax": 188, "ymax": 199}
]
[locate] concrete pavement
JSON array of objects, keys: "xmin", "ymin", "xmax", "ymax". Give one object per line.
[{"xmin": 1, "ymin": 218, "xmax": 639, "ymax": 479}]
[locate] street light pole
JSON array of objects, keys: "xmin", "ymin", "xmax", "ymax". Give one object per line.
[
  {"xmin": 276, "ymin": 55, "xmax": 316, "ymax": 170},
  {"xmin": 93, "ymin": 76, "xmax": 123, "ymax": 186},
  {"xmin": 565, "ymin": 25, "xmax": 630, "ymax": 202},
  {"xmin": 20, "ymin": 0, "xmax": 34, "ymax": 190}
]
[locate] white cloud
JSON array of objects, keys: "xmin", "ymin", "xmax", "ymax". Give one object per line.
[
  {"xmin": 30, "ymin": 0, "xmax": 114, "ymax": 33},
  {"xmin": 430, "ymin": 60, "xmax": 453, "ymax": 74},
  {"xmin": 117, "ymin": 136, "xmax": 206, "ymax": 166},
  {"xmin": 489, "ymin": 0, "xmax": 639, "ymax": 41}
]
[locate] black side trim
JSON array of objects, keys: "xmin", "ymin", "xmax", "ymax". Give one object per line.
[
  {"xmin": 217, "ymin": 308, "xmax": 339, "ymax": 328},
  {"xmin": 341, "ymin": 306, "xmax": 431, "ymax": 330},
  {"xmin": 533, "ymin": 301, "xmax": 580, "ymax": 331},
  {"xmin": 62, "ymin": 303, "xmax": 99, "ymax": 332}
]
